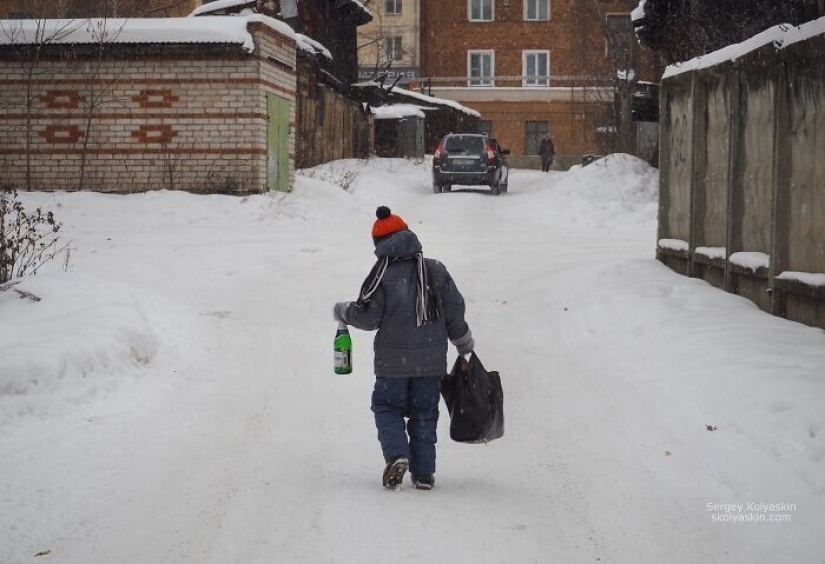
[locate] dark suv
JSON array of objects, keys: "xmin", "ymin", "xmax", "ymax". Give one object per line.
[{"xmin": 432, "ymin": 133, "xmax": 510, "ymax": 195}]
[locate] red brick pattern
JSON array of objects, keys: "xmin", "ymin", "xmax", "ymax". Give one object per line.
[
  {"xmin": 134, "ymin": 89, "xmax": 180, "ymax": 109},
  {"xmin": 40, "ymin": 90, "xmax": 84, "ymax": 109},
  {"xmin": 131, "ymin": 125, "xmax": 177, "ymax": 144},
  {"xmin": 39, "ymin": 125, "xmax": 85, "ymax": 143}
]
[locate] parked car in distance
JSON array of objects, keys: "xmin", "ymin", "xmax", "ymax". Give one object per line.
[{"xmin": 432, "ymin": 133, "xmax": 510, "ymax": 195}]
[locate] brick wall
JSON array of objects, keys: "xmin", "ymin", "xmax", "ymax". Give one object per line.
[
  {"xmin": 250, "ymin": 22, "xmax": 298, "ymax": 190},
  {"xmin": 0, "ymin": 24, "xmax": 297, "ymax": 194}
]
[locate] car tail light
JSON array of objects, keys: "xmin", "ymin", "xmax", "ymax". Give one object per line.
[
  {"xmin": 486, "ymin": 144, "xmax": 496, "ymax": 165},
  {"xmin": 434, "ymin": 141, "xmax": 444, "ymax": 165}
]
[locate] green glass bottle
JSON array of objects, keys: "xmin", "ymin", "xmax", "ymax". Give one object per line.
[{"xmin": 334, "ymin": 322, "xmax": 352, "ymax": 374}]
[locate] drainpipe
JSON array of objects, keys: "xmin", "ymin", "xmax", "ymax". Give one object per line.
[{"xmin": 414, "ymin": 0, "xmax": 420, "ymax": 71}]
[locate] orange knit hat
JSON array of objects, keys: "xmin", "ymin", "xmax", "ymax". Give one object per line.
[{"xmin": 372, "ymin": 206, "xmax": 408, "ymax": 243}]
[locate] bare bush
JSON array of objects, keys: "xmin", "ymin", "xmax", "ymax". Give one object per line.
[{"xmin": 1, "ymin": 188, "xmax": 68, "ymax": 284}]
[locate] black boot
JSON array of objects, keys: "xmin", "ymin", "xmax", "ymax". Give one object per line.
[
  {"xmin": 382, "ymin": 456, "xmax": 409, "ymax": 490},
  {"xmin": 411, "ymin": 474, "xmax": 435, "ymax": 490}
]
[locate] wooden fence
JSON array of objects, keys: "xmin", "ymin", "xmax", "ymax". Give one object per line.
[{"xmin": 294, "ymin": 78, "xmax": 371, "ymax": 169}]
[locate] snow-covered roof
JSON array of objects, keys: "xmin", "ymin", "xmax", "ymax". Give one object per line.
[
  {"xmin": 663, "ymin": 16, "xmax": 825, "ymax": 79},
  {"xmin": 372, "ymin": 104, "xmax": 428, "ymax": 120},
  {"xmin": 388, "ymin": 86, "xmax": 481, "ymax": 118},
  {"xmin": 353, "ymin": 81, "xmax": 481, "ymax": 118},
  {"xmin": 189, "ymin": 0, "xmax": 256, "ymax": 17},
  {"xmin": 296, "ymin": 33, "xmax": 331, "ymax": 60},
  {"xmin": 0, "ymin": 15, "xmax": 296, "ymax": 53},
  {"xmin": 190, "ymin": 0, "xmax": 372, "ymax": 20}
]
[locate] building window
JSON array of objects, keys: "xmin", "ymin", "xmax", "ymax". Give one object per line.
[
  {"xmin": 386, "ymin": 37, "xmax": 403, "ymax": 61},
  {"xmin": 385, "ymin": 0, "xmax": 402, "ymax": 15},
  {"xmin": 468, "ymin": 50, "xmax": 494, "ymax": 86},
  {"xmin": 469, "ymin": 0, "xmax": 493, "ymax": 21},
  {"xmin": 523, "ymin": 50, "xmax": 550, "ymax": 86},
  {"xmin": 476, "ymin": 120, "xmax": 492, "ymax": 134},
  {"xmin": 525, "ymin": 121, "xmax": 548, "ymax": 154},
  {"xmin": 524, "ymin": 0, "xmax": 549, "ymax": 20}
]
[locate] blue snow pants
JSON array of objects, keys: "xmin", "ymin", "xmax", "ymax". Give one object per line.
[{"xmin": 371, "ymin": 376, "xmax": 441, "ymax": 476}]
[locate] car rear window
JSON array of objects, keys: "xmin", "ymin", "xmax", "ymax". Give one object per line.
[{"xmin": 444, "ymin": 136, "xmax": 484, "ymax": 154}]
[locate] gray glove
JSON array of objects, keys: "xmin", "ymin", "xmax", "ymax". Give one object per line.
[
  {"xmin": 451, "ymin": 329, "xmax": 474, "ymax": 356},
  {"xmin": 333, "ymin": 301, "xmax": 352, "ymax": 324}
]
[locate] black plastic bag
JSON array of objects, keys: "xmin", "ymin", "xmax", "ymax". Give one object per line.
[{"xmin": 441, "ymin": 352, "xmax": 504, "ymax": 443}]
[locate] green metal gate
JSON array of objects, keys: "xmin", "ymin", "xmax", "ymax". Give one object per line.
[{"xmin": 266, "ymin": 93, "xmax": 291, "ymax": 192}]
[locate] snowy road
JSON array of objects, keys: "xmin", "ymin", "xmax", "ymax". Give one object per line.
[{"xmin": 2, "ymin": 156, "xmax": 824, "ymax": 563}]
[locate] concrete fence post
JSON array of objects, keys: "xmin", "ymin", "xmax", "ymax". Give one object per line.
[
  {"xmin": 771, "ymin": 57, "xmax": 792, "ymax": 317},
  {"xmin": 724, "ymin": 70, "xmax": 742, "ymax": 293}
]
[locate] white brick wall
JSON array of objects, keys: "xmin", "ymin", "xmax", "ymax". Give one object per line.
[{"xmin": 0, "ymin": 22, "xmax": 297, "ymax": 194}]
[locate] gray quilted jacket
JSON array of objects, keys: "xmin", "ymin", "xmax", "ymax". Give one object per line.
[{"xmin": 343, "ymin": 230, "xmax": 472, "ymax": 378}]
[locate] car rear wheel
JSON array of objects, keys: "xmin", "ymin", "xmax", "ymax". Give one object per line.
[
  {"xmin": 490, "ymin": 181, "xmax": 501, "ymax": 196},
  {"xmin": 442, "ymin": 184, "xmax": 452, "ymax": 193},
  {"xmin": 433, "ymin": 180, "xmax": 442, "ymax": 194}
]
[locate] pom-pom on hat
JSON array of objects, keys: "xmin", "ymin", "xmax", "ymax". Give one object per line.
[{"xmin": 372, "ymin": 206, "xmax": 408, "ymax": 244}]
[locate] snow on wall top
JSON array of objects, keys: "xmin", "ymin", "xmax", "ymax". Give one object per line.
[
  {"xmin": 663, "ymin": 16, "xmax": 825, "ymax": 79},
  {"xmin": 189, "ymin": 0, "xmax": 256, "ymax": 17},
  {"xmin": 0, "ymin": 14, "xmax": 296, "ymax": 53}
]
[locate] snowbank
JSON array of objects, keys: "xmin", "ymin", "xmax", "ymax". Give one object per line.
[
  {"xmin": 559, "ymin": 154, "xmax": 659, "ymax": 221},
  {"xmin": 0, "ymin": 274, "xmax": 157, "ymax": 422},
  {"xmin": 2, "ymin": 157, "xmax": 824, "ymax": 563}
]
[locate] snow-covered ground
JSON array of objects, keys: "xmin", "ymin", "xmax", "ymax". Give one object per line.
[{"xmin": 1, "ymin": 155, "xmax": 823, "ymax": 563}]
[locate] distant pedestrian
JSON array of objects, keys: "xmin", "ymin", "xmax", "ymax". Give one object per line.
[
  {"xmin": 333, "ymin": 206, "xmax": 475, "ymax": 491},
  {"xmin": 539, "ymin": 134, "xmax": 555, "ymax": 172}
]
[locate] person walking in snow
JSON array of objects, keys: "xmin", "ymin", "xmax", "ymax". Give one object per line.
[
  {"xmin": 333, "ymin": 206, "xmax": 474, "ymax": 491},
  {"xmin": 539, "ymin": 133, "xmax": 555, "ymax": 172}
]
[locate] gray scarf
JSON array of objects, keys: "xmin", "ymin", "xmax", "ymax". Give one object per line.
[{"xmin": 356, "ymin": 253, "xmax": 439, "ymax": 327}]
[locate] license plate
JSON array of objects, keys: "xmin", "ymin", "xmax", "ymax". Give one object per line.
[{"xmin": 453, "ymin": 158, "xmax": 476, "ymax": 165}]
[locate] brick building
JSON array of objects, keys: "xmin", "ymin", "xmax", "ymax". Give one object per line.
[
  {"xmin": 0, "ymin": 16, "xmax": 297, "ymax": 193},
  {"xmin": 417, "ymin": 0, "xmax": 662, "ymax": 167},
  {"xmin": 357, "ymin": 0, "xmax": 421, "ymax": 85}
]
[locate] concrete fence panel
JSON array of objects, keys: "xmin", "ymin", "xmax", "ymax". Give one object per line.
[
  {"xmin": 657, "ymin": 76, "xmax": 694, "ymax": 275},
  {"xmin": 775, "ymin": 35, "xmax": 825, "ymax": 326},
  {"xmin": 657, "ymin": 23, "xmax": 825, "ymax": 329},
  {"xmin": 691, "ymin": 69, "xmax": 732, "ymax": 289}
]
